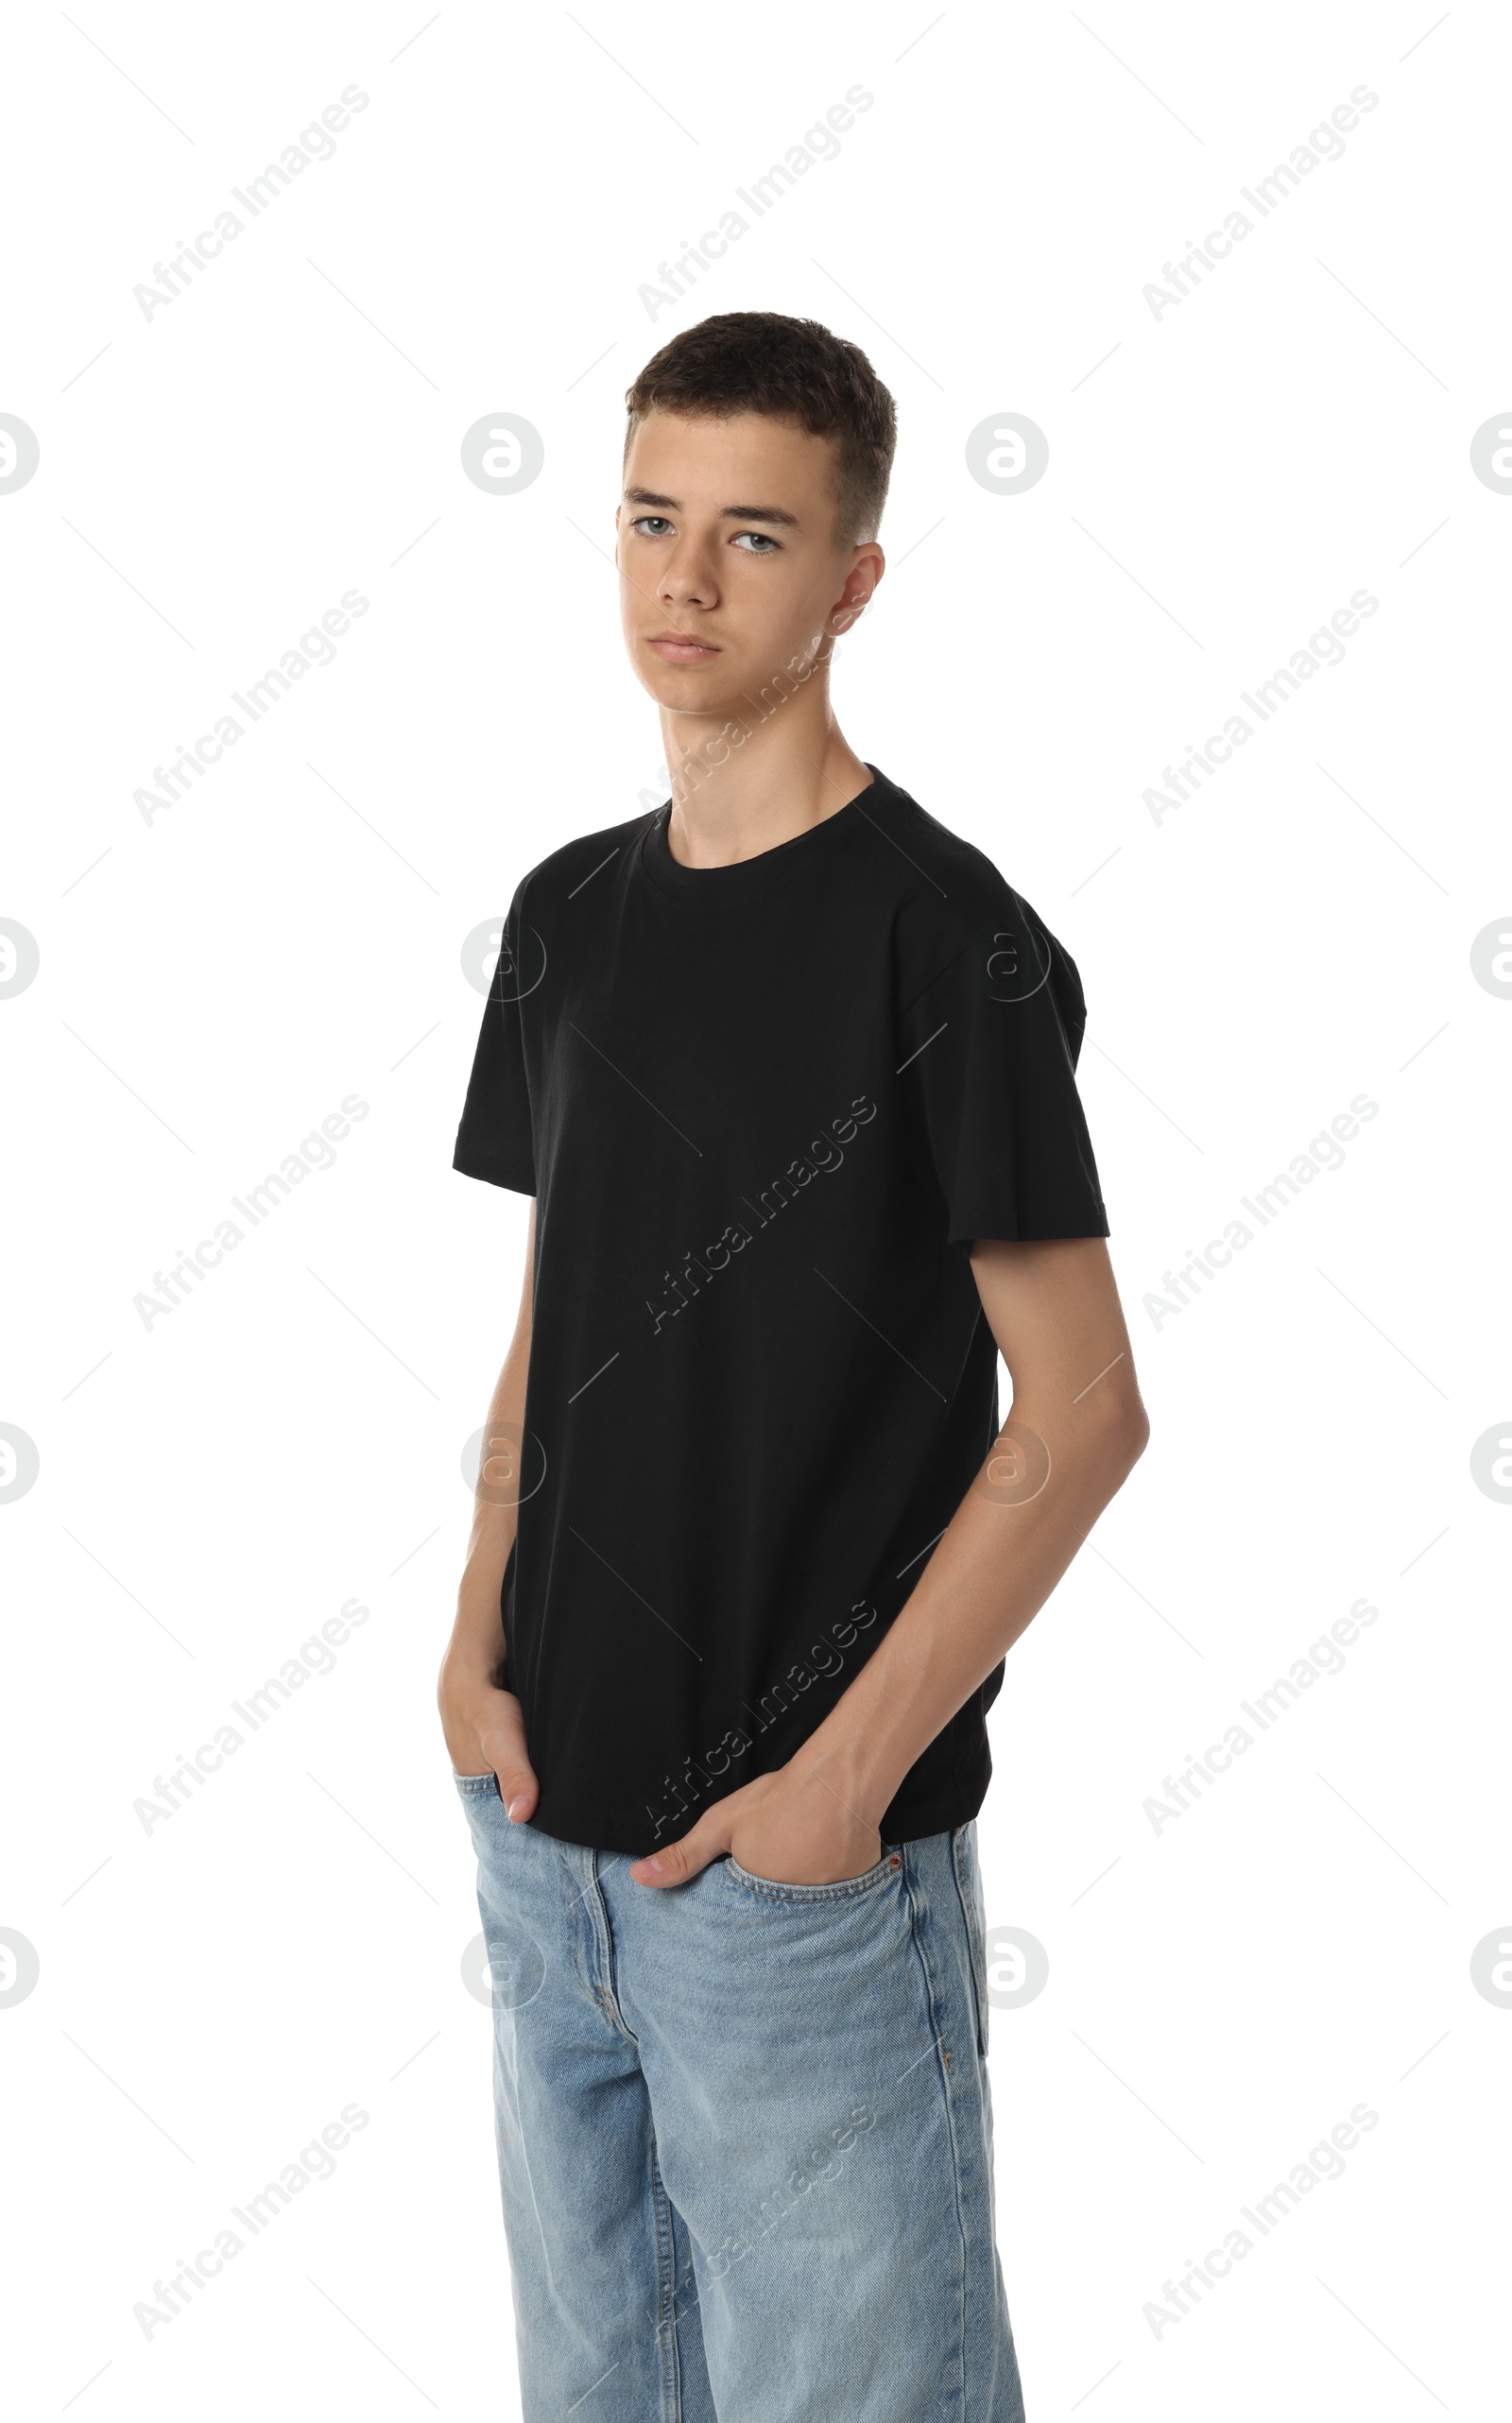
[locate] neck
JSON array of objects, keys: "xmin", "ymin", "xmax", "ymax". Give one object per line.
[{"xmin": 659, "ymin": 680, "xmax": 872, "ymax": 868}]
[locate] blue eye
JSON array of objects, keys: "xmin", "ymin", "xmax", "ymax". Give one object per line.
[
  {"xmin": 732, "ymin": 531, "xmax": 778, "ymax": 553},
  {"xmin": 633, "ymin": 516, "xmax": 674, "ymax": 537}
]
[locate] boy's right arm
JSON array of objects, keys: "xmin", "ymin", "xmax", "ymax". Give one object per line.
[{"xmin": 437, "ymin": 1199, "xmax": 541, "ymax": 1821}]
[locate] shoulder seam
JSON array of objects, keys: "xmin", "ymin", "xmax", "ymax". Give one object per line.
[
  {"xmin": 898, "ymin": 894, "xmax": 1049, "ymax": 1022},
  {"xmin": 512, "ymin": 811, "xmax": 660, "ymax": 907}
]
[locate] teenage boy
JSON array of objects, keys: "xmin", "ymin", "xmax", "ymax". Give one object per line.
[{"xmin": 441, "ymin": 311, "xmax": 1147, "ymax": 2422}]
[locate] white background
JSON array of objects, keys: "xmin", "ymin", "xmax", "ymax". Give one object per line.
[{"xmin": 3, "ymin": 2, "xmax": 1508, "ymax": 2415}]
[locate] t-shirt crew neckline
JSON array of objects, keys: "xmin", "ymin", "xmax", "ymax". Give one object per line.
[{"xmin": 637, "ymin": 764, "xmax": 885, "ymax": 904}]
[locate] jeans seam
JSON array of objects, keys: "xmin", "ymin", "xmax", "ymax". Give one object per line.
[
  {"xmin": 901, "ymin": 1843, "xmax": 971, "ymax": 2417},
  {"xmin": 950, "ymin": 1826, "xmax": 989, "ymax": 2060},
  {"xmin": 648, "ymin": 2137, "xmax": 682, "ymax": 2423},
  {"xmin": 574, "ymin": 1848, "xmax": 641, "ymax": 2045}
]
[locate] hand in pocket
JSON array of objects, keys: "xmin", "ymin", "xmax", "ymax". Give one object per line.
[{"xmin": 438, "ymin": 1669, "xmax": 538, "ymax": 1821}]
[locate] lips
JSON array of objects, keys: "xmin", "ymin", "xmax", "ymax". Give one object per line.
[{"xmin": 647, "ymin": 630, "xmax": 720, "ymax": 661}]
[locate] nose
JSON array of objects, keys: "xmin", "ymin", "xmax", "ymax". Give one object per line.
[{"xmin": 657, "ymin": 532, "xmax": 717, "ymax": 614}]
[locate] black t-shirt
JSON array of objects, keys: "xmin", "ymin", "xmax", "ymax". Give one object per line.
[{"xmin": 454, "ymin": 765, "xmax": 1108, "ymax": 1854}]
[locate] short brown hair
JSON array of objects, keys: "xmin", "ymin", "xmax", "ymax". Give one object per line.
[{"xmin": 625, "ymin": 311, "xmax": 897, "ymax": 550}]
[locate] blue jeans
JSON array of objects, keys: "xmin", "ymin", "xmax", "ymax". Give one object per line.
[{"xmin": 455, "ymin": 1773, "xmax": 1026, "ymax": 2421}]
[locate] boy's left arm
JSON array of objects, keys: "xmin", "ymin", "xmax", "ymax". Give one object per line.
[{"xmin": 632, "ymin": 1235, "xmax": 1150, "ymax": 1887}]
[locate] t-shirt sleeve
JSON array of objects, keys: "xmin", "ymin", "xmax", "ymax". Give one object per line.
[
  {"xmin": 898, "ymin": 894, "xmax": 1108, "ymax": 1247},
  {"xmin": 453, "ymin": 892, "xmax": 537, "ymax": 1194}
]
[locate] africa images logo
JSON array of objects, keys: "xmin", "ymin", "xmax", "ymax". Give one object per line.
[{"xmin": 643, "ymin": 1094, "xmax": 877, "ymax": 1333}]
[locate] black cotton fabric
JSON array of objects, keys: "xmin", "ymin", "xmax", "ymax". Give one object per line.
[{"xmin": 454, "ymin": 765, "xmax": 1108, "ymax": 1854}]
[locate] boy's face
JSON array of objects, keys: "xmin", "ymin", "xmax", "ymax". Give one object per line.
[{"xmin": 616, "ymin": 407, "xmax": 882, "ymax": 719}]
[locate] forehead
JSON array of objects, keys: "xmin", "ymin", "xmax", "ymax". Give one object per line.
[{"xmin": 624, "ymin": 407, "xmax": 836, "ymax": 516}]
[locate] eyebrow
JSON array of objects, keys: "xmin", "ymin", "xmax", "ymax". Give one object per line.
[{"xmin": 623, "ymin": 486, "xmax": 799, "ymax": 529}]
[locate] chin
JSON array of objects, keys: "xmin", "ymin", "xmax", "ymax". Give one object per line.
[{"xmin": 640, "ymin": 664, "xmax": 741, "ymax": 717}]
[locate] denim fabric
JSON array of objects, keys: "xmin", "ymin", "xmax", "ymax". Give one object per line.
[{"xmin": 455, "ymin": 1773, "xmax": 1026, "ymax": 2421}]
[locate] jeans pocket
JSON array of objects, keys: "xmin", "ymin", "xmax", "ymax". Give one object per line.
[
  {"xmin": 724, "ymin": 1849, "xmax": 898, "ymax": 1902},
  {"xmin": 951, "ymin": 1824, "xmax": 989, "ymax": 2057},
  {"xmin": 453, "ymin": 1770, "xmax": 499, "ymax": 1795}
]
